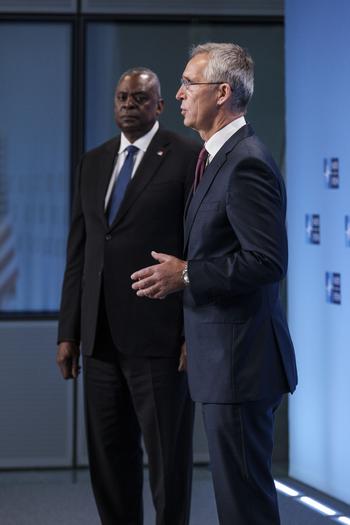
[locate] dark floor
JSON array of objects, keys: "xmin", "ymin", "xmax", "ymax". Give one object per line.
[{"xmin": 0, "ymin": 467, "xmax": 349, "ymax": 524}]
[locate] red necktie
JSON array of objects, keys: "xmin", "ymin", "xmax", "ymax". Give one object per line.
[{"xmin": 193, "ymin": 147, "xmax": 208, "ymax": 192}]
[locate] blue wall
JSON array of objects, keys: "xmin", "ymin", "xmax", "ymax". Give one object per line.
[{"xmin": 286, "ymin": 0, "xmax": 350, "ymax": 503}]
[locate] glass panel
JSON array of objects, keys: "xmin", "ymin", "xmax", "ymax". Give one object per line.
[
  {"xmin": 85, "ymin": 21, "xmax": 284, "ymax": 167},
  {"xmin": 85, "ymin": 20, "xmax": 285, "ymax": 468},
  {"xmin": 0, "ymin": 0, "xmax": 77, "ymax": 13},
  {"xmin": 81, "ymin": 0, "xmax": 283, "ymax": 16},
  {"xmin": 0, "ymin": 23, "xmax": 71, "ymax": 312}
]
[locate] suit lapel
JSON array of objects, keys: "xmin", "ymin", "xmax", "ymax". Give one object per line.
[
  {"xmin": 96, "ymin": 138, "xmax": 120, "ymax": 228},
  {"xmin": 184, "ymin": 153, "xmax": 226, "ymax": 250},
  {"xmin": 184, "ymin": 124, "xmax": 253, "ymax": 250},
  {"xmin": 184, "ymin": 179, "xmax": 195, "ymax": 219},
  {"xmin": 109, "ymin": 130, "xmax": 170, "ymax": 229}
]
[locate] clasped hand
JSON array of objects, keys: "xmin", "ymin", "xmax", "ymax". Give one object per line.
[{"xmin": 131, "ymin": 251, "xmax": 186, "ymax": 299}]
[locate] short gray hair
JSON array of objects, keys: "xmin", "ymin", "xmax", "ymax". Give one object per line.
[
  {"xmin": 118, "ymin": 67, "xmax": 162, "ymax": 97},
  {"xmin": 190, "ymin": 43, "xmax": 254, "ymax": 112}
]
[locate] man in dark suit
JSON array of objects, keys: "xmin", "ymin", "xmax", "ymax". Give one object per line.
[
  {"xmin": 131, "ymin": 44, "xmax": 298, "ymax": 524},
  {"xmin": 56, "ymin": 67, "xmax": 198, "ymax": 525}
]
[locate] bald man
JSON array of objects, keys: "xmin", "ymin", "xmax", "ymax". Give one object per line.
[{"xmin": 57, "ymin": 67, "xmax": 199, "ymax": 525}]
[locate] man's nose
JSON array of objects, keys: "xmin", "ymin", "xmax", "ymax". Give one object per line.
[
  {"xmin": 124, "ymin": 94, "xmax": 137, "ymax": 107},
  {"xmin": 175, "ymin": 86, "xmax": 185, "ymax": 100}
]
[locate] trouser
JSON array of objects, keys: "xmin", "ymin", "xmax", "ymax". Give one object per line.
[
  {"xmin": 202, "ymin": 395, "xmax": 282, "ymax": 525},
  {"xmin": 83, "ymin": 302, "xmax": 194, "ymax": 525}
]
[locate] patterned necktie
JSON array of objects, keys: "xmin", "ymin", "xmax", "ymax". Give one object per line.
[
  {"xmin": 107, "ymin": 145, "xmax": 138, "ymax": 226},
  {"xmin": 193, "ymin": 147, "xmax": 208, "ymax": 192}
]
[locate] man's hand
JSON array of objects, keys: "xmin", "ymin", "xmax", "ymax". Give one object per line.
[
  {"xmin": 131, "ymin": 251, "xmax": 187, "ymax": 299},
  {"xmin": 178, "ymin": 341, "xmax": 187, "ymax": 372},
  {"xmin": 56, "ymin": 341, "xmax": 81, "ymax": 379}
]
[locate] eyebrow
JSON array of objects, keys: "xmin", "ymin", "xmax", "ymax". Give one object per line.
[
  {"xmin": 116, "ymin": 90, "xmax": 149, "ymax": 95},
  {"xmin": 182, "ymin": 75, "xmax": 200, "ymax": 83}
]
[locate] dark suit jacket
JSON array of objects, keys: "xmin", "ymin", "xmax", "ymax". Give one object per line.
[
  {"xmin": 183, "ymin": 124, "xmax": 298, "ymax": 403},
  {"xmin": 58, "ymin": 128, "xmax": 199, "ymax": 357}
]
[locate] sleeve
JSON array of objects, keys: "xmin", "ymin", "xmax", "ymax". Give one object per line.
[{"xmin": 57, "ymin": 157, "xmax": 86, "ymax": 344}]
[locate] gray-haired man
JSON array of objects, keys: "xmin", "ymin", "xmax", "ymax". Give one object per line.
[{"xmin": 132, "ymin": 44, "xmax": 297, "ymax": 525}]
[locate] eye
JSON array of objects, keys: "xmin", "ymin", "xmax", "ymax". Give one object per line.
[
  {"xmin": 116, "ymin": 93, "xmax": 127, "ymax": 102},
  {"xmin": 133, "ymin": 93, "xmax": 149, "ymax": 105},
  {"xmin": 115, "ymin": 92, "xmax": 149, "ymax": 105}
]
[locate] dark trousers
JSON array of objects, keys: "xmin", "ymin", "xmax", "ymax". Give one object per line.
[
  {"xmin": 202, "ymin": 396, "xmax": 282, "ymax": 525},
  {"xmin": 83, "ymin": 303, "xmax": 194, "ymax": 525}
]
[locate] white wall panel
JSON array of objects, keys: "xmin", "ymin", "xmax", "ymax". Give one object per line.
[{"xmin": 0, "ymin": 321, "xmax": 73, "ymax": 467}]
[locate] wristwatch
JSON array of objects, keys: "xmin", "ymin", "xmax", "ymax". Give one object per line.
[{"xmin": 182, "ymin": 264, "xmax": 190, "ymax": 286}]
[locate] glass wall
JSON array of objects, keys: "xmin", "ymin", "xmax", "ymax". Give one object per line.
[
  {"xmin": 0, "ymin": 13, "xmax": 286, "ymax": 469},
  {"xmin": 0, "ymin": 19, "xmax": 284, "ymax": 314},
  {"xmin": 0, "ymin": 23, "xmax": 71, "ymax": 313},
  {"xmin": 85, "ymin": 21, "xmax": 284, "ymax": 166}
]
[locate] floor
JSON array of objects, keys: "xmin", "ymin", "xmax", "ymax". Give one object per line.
[{"xmin": 0, "ymin": 467, "xmax": 349, "ymax": 524}]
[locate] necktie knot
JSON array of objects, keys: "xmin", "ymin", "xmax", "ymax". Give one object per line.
[
  {"xmin": 125, "ymin": 144, "xmax": 139, "ymax": 157},
  {"xmin": 193, "ymin": 147, "xmax": 208, "ymax": 192},
  {"xmin": 198, "ymin": 147, "xmax": 208, "ymax": 163}
]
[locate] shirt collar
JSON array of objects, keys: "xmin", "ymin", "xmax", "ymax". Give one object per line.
[
  {"xmin": 205, "ymin": 116, "xmax": 246, "ymax": 160},
  {"xmin": 119, "ymin": 120, "xmax": 159, "ymax": 154}
]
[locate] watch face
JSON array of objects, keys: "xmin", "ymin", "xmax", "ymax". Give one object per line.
[{"xmin": 183, "ymin": 269, "xmax": 190, "ymax": 286}]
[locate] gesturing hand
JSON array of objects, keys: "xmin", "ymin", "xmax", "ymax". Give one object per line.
[{"xmin": 131, "ymin": 251, "xmax": 187, "ymax": 299}]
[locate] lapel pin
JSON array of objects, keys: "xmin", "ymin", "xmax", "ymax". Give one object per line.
[{"xmin": 156, "ymin": 150, "xmax": 164, "ymax": 156}]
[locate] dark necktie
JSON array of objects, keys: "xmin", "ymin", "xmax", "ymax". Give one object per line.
[
  {"xmin": 193, "ymin": 147, "xmax": 208, "ymax": 192},
  {"xmin": 107, "ymin": 145, "xmax": 138, "ymax": 226}
]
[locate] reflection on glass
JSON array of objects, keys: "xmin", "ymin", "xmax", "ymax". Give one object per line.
[
  {"xmin": 85, "ymin": 21, "xmax": 284, "ymax": 165},
  {"xmin": 0, "ymin": 23, "xmax": 71, "ymax": 312}
]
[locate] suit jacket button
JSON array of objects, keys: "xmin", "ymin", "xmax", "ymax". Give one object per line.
[{"xmin": 105, "ymin": 234, "xmax": 112, "ymax": 241}]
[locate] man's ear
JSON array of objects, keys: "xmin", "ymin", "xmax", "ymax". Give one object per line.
[
  {"xmin": 217, "ymin": 83, "xmax": 232, "ymax": 107},
  {"xmin": 156, "ymin": 98, "xmax": 165, "ymax": 116}
]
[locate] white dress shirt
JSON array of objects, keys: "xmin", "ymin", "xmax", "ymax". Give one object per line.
[
  {"xmin": 105, "ymin": 121, "xmax": 159, "ymax": 209},
  {"xmin": 205, "ymin": 116, "xmax": 246, "ymax": 164}
]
